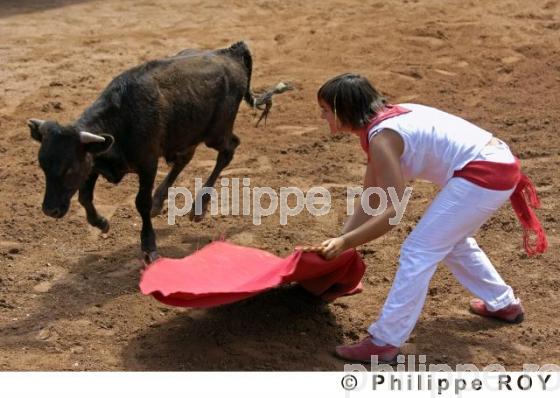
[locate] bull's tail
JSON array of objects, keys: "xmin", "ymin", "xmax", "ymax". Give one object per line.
[{"xmin": 225, "ymin": 41, "xmax": 293, "ymax": 126}]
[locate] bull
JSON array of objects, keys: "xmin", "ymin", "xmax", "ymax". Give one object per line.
[{"xmin": 28, "ymin": 41, "xmax": 291, "ymax": 263}]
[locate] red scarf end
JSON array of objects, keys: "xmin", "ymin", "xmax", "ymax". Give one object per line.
[{"xmin": 511, "ymin": 173, "xmax": 548, "ymax": 256}]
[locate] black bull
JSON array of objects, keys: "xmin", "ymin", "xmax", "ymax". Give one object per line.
[{"xmin": 28, "ymin": 41, "xmax": 292, "ymax": 263}]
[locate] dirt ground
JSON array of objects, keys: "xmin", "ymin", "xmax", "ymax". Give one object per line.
[{"xmin": 0, "ymin": 0, "xmax": 559, "ymax": 371}]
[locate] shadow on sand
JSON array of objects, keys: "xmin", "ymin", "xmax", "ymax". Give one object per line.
[{"xmin": 0, "ymin": 0, "xmax": 96, "ymax": 19}]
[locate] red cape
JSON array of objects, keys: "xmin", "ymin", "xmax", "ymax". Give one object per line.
[{"xmin": 140, "ymin": 241, "xmax": 365, "ymax": 308}]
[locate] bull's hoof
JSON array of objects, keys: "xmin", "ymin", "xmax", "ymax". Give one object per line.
[
  {"xmin": 143, "ymin": 251, "xmax": 160, "ymax": 265},
  {"xmin": 150, "ymin": 204, "xmax": 163, "ymax": 218},
  {"xmin": 97, "ymin": 217, "xmax": 110, "ymax": 233},
  {"xmin": 188, "ymin": 203, "xmax": 207, "ymax": 222},
  {"xmin": 189, "ymin": 213, "xmax": 205, "ymax": 222}
]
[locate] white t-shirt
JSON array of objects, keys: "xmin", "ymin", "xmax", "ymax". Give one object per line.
[{"xmin": 368, "ymin": 103, "xmax": 493, "ymax": 186}]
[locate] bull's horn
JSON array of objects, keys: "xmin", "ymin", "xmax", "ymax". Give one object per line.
[
  {"xmin": 27, "ymin": 118, "xmax": 45, "ymax": 128},
  {"xmin": 79, "ymin": 131, "xmax": 106, "ymax": 143}
]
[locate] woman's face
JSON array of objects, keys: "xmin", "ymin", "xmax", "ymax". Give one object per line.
[{"xmin": 318, "ymin": 99, "xmax": 342, "ymax": 134}]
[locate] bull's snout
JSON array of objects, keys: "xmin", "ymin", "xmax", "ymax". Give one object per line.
[{"xmin": 42, "ymin": 205, "xmax": 68, "ymax": 219}]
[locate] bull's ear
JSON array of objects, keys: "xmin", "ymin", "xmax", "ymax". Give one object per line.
[
  {"xmin": 28, "ymin": 119, "xmax": 45, "ymax": 142},
  {"xmin": 82, "ymin": 133, "xmax": 114, "ymax": 154}
]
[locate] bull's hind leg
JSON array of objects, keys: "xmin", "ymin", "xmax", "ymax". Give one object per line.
[
  {"xmin": 190, "ymin": 133, "xmax": 240, "ymax": 222},
  {"xmin": 151, "ymin": 146, "xmax": 197, "ymax": 217}
]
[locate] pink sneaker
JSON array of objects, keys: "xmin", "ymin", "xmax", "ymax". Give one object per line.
[
  {"xmin": 335, "ymin": 336, "xmax": 399, "ymax": 363},
  {"xmin": 469, "ymin": 298, "xmax": 525, "ymax": 323}
]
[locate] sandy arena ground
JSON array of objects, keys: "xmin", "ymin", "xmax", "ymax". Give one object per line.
[{"xmin": 0, "ymin": 0, "xmax": 559, "ymax": 370}]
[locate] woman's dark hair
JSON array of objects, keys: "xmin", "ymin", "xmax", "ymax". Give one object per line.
[{"xmin": 317, "ymin": 73, "xmax": 386, "ymax": 129}]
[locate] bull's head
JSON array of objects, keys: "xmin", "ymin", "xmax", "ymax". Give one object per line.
[{"xmin": 28, "ymin": 119, "xmax": 114, "ymax": 218}]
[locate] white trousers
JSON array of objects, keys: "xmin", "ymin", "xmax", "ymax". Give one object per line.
[{"xmin": 368, "ymin": 157, "xmax": 517, "ymax": 347}]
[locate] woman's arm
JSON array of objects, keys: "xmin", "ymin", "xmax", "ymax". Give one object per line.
[
  {"xmin": 341, "ymin": 162, "xmax": 380, "ymax": 234},
  {"xmin": 320, "ymin": 129, "xmax": 406, "ymax": 259}
]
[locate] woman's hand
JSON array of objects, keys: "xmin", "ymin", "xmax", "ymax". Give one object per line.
[
  {"xmin": 298, "ymin": 237, "xmax": 347, "ymax": 260},
  {"xmin": 319, "ymin": 237, "xmax": 347, "ymax": 260},
  {"xmin": 297, "ymin": 244, "xmax": 324, "ymax": 253}
]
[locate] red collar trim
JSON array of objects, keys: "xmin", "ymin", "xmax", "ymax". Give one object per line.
[{"xmin": 359, "ymin": 105, "xmax": 411, "ymax": 156}]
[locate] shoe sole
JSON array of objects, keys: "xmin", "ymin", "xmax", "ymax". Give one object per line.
[
  {"xmin": 333, "ymin": 351, "xmax": 398, "ymax": 365},
  {"xmin": 509, "ymin": 313, "xmax": 524, "ymax": 324},
  {"xmin": 470, "ymin": 308, "xmax": 525, "ymax": 324}
]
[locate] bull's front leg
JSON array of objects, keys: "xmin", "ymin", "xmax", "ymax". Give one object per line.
[
  {"xmin": 78, "ymin": 172, "xmax": 110, "ymax": 233},
  {"xmin": 136, "ymin": 165, "xmax": 158, "ymax": 264}
]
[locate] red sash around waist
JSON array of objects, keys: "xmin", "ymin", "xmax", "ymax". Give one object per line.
[{"xmin": 453, "ymin": 158, "xmax": 548, "ymax": 256}]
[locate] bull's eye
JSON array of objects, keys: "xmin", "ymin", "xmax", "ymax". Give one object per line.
[{"xmin": 64, "ymin": 167, "xmax": 80, "ymax": 183}]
